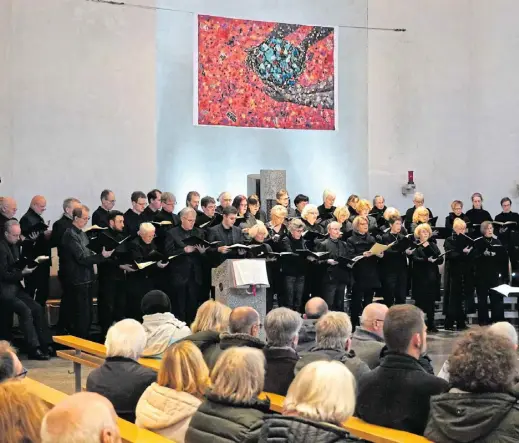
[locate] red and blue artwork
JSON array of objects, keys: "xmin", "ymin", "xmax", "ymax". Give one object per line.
[{"xmin": 196, "ymin": 15, "xmax": 337, "ymax": 130}]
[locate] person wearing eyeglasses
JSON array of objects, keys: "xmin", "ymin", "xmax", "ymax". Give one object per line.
[
  {"xmin": 92, "ymin": 189, "xmax": 116, "ymax": 228},
  {"xmin": 0, "ymin": 346, "xmax": 26, "ymax": 382},
  {"xmin": 61, "ymin": 205, "xmax": 114, "ymax": 339},
  {"xmin": 124, "ymin": 191, "xmax": 148, "ymax": 237},
  {"xmin": 155, "ymin": 192, "xmax": 180, "ymax": 227},
  {"xmin": 276, "ymin": 189, "xmax": 297, "ymax": 219},
  {"xmin": 351, "ymin": 303, "xmax": 388, "ymax": 369},
  {"xmin": 215, "ymin": 192, "xmax": 233, "ymax": 214}
]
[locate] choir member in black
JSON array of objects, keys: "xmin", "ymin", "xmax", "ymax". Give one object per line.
[
  {"xmin": 380, "ymin": 217, "xmax": 411, "ymax": 307},
  {"xmin": 0, "ymin": 197, "xmax": 17, "ymax": 340},
  {"xmin": 355, "ymin": 199, "xmax": 378, "ymax": 233},
  {"xmin": 301, "ymin": 204, "xmax": 325, "ymax": 237},
  {"xmin": 444, "ymin": 218, "xmax": 475, "ymax": 330},
  {"xmin": 249, "ymin": 194, "xmax": 268, "ymax": 223},
  {"xmin": 232, "ymin": 195, "xmax": 248, "ymax": 220},
  {"xmin": 246, "ymin": 222, "xmax": 273, "ymax": 257},
  {"xmin": 276, "ymin": 189, "xmax": 297, "ymax": 219},
  {"xmin": 404, "ymin": 192, "xmax": 434, "ymax": 231},
  {"xmin": 382, "ymin": 207, "xmax": 408, "ymax": 235},
  {"xmin": 466, "ymin": 192, "xmax": 492, "ymax": 235},
  {"xmin": 409, "ymin": 206, "xmax": 434, "ymax": 237},
  {"xmin": 92, "ymin": 189, "xmax": 116, "ymax": 228},
  {"xmin": 280, "ymin": 218, "xmax": 307, "ymax": 312},
  {"xmin": 186, "ymin": 191, "xmax": 202, "ymax": 214},
  {"xmin": 215, "ymin": 192, "xmax": 232, "ymax": 214},
  {"xmin": 317, "ymin": 222, "xmax": 349, "ymax": 312},
  {"xmin": 61, "ymin": 205, "xmax": 114, "ymax": 338},
  {"xmin": 445, "ymin": 200, "xmax": 470, "ymax": 231},
  {"xmin": 317, "ymin": 189, "xmax": 336, "ymax": 222},
  {"xmin": 324, "ymin": 206, "xmax": 353, "ymax": 239},
  {"xmin": 123, "ymin": 191, "xmax": 147, "ymax": 237},
  {"xmin": 0, "ymin": 220, "xmax": 53, "ymax": 359},
  {"xmin": 197, "ymin": 195, "xmax": 217, "ymax": 299},
  {"xmin": 293, "ymin": 194, "xmax": 309, "ymax": 217},
  {"xmin": 142, "ymin": 189, "xmax": 162, "ymax": 222},
  {"xmin": 346, "ymin": 194, "xmax": 359, "ymax": 221},
  {"xmin": 165, "ymin": 207, "xmax": 208, "ymax": 323},
  {"xmin": 154, "ymin": 192, "xmax": 179, "ymax": 253},
  {"xmin": 19, "ymin": 195, "xmax": 52, "ymax": 307},
  {"xmin": 97, "ymin": 210, "xmax": 135, "ymax": 337},
  {"xmin": 494, "ymin": 197, "xmax": 519, "ymax": 273},
  {"xmin": 126, "ymin": 222, "xmax": 168, "ymax": 320},
  {"xmin": 207, "ymin": 206, "xmax": 245, "ymax": 266},
  {"xmin": 240, "ymin": 196, "xmax": 260, "ymax": 233},
  {"xmin": 410, "ymin": 223, "xmax": 443, "ymax": 332},
  {"xmin": 371, "ymin": 195, "xmax": 387, "ymax": 219},
  {"xmin": 346, "ymin": 216, "xmax": 383, "ymax": 327},
  {"xmin": 50, "ymin": 197, "xmax": 81, "ymax": 333}
]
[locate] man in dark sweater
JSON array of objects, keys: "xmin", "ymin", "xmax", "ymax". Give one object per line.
[
  {"xmin": 356, "ymin": 304, "xmax": 448, "ymax": 435},
  {"xmin": 124, "ymin": 191, "xmax": 147, "ymax": 237},
  {"xmin": 92, "ymin": 189, "xmax": 116, "ymax": 228}
]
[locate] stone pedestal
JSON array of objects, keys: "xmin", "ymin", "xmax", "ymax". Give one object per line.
[{"xmin": 260, "ymin": 169, "xmax": 286, "ymax": 216}]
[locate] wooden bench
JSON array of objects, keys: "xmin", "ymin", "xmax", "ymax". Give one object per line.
[
  {"xmin": 55, "ymin": 335, "xmax": 430, "ymax": 443},
  {"xmin": 22, "ymin": 378, "xmax": 174, "ymax": 443}
]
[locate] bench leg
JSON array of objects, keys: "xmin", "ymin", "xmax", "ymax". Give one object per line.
[{"xmin": 74, "ymin": 350, "xmax": 82, "ymax": 393}]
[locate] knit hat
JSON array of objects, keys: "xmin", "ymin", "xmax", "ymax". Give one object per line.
[{"xmin": 141, "ymin": 290, "xmax": 171, "ymax": 315}]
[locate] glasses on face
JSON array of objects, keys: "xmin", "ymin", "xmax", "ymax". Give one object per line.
[
  {"xmin": 81, "ymin": 216, "xmax": 91, "ymax": 221},
  {"xmin": 15, "ymin": 367, "xmax": 28, "ymax": 379},
  {"xmin": 163, "ymin": 201, "xmax": 176, "ymax": 207},
  {"xmin": 108, "ymin": 200, "xmax": 116, "ymax": 204},
  {"xmin": 453, "ymin": 207, "xmax": 462, "ymax": 211},
  {"xmin": 206, "ymin": 204, "xmax": 216, "ymax": 210}
]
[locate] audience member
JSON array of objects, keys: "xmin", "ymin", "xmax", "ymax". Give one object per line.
[
  {"xmin": 425, "ymin": 328, "xmax": 519, "ymax": 442},
  {"xmin": 41, "ymin": 392, "xmax": 121, "ymax": 443},
  {"xmin": 0, "ymin": 341, "xmax": 24, "ymax": 382},
  {"xmin": 86, "ymin": 319, "xmax": 156, "ymax": 423},
  {"xmin": 297, "ymin": 297, "xmax": 329, "ymax": 352},
  {"xmin": 0, "ymin": 381, "xmax": 48, "ymax": 443},
  {"xmin": 204, "ymin": 306, "xmax": 265, "ymax": 369},
  {"xmin": 296, "ymin": 311, "xmax": 370, "ymax": 382},
  {"xmin": 140, "ymin": 290, "xmax": 191, "ymax": 359},
  {"xmin": 260, "ymin": 361, "xmax": 358, "ymax": 442},
  {"xmin": 136, "ymin": 341, "xmax": 210, "ymax": 442},
  {"xmin": 263, "ymin": 307, "xmax": 302, "ymax": 396},
  {"xmin": 186, "ymin": 347, "xmax": 270, "ymax": 443},
  {"xmin": 351, "ymin": 303, "xmax": 388, "ymax": 369},
  {"xmin": 356, "ymin": 304, "xmax": 448, "ymax": 435}
]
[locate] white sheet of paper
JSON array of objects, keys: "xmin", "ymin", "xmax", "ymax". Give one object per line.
[{"xmin": 491, "ymin": 284, "xmax": 519, "ymax": 296}]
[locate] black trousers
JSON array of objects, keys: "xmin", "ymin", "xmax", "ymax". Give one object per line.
[
  {"xmin": 282, "ymin": 275, "xmax": 305, "ymax": 312},
  {"xmin": 477, "ymin": 284, "xmax": 505, "ymax": 325},
  {"xmin": 447, "ymin": 268, "xmax": 473, "ymax": 326},
  {"xmin": 382, "ymin": 268, "xmax": 407, "ymax": 307},
  {"xmin": 57, "ymin": 272, "xmax": 73, "ymax": 332},
  {"xmin": 126, "ymin": 277, "xmax": 154, "ymax": 321},
  {"xmin": 322, "ymin": 279, "xmax": 346, "ymax": 312},
  {"xmin": 170, "ymin": 277, "xmax": 202, "ymax": 324},
  {"xmin": 0, "ymin": 286, "xmax": 52, "ymax": 350},
  {"xmin": 301, "ymin": 265, "xmax": 323, "ymax": 312},
  {"xmin": 98, "ymin": 277, "xmax": 127, "ymax": 336},
  {"xmin": 69, "ymin": 283, "xmax": 95, "ymax": 339},
  {"xmin": 24, "ymin": 263, "xmax": 50, "ymax": 307},
  {"xmin": 350, "ymin": 284, "xmax": 375, "ymax": 327}
]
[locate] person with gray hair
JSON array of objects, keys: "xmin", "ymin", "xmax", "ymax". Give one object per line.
[
  {"xmin": 86, "ymin": 319, "xmax": 156, "ymax": 423},
  {"xmin": 317, "ymin": 189, "xmax": 336, "ymax": 222},
  {"xmin": 0, "ymin": 197, "xmax": 17, "ymax": 233},
  {"xmin": 41, "ymin": 392, "xmax": 122, "ymax": 443},
  {"xmin": 155, "ymin": 191, "xmax": 180, "ymax": 226},
  {"xmin": 404, "ymin": 191, "xmax": 434, "ymax": 231},
  {"xmin": 296, "ymin": 311, "xmax": 369, "ymax": 382},
  {"xmin": 263, "ymin": 307, "xmax": 303, "ymax": 395}
]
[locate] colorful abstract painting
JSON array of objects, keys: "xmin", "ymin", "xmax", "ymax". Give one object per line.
[{"xmin": 195, "ymin": 15, "xmax": 337, "ymax": 130}]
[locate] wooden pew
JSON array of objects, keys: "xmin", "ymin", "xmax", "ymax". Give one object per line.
[
  {"xmin": 55, "ymin": 335, "xmax": 430, "ymax": 443},
  {"xmin": 22, "ymin": 378, "xmax": 174, "ymax": 443}
]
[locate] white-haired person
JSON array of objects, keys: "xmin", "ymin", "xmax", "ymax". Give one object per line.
[
  {"xmin": 126, "ymin": 222, "xmax": 168, "ymax": 320},
  {"xmin": 317, "ymin": 189, "xmax": 336, "ymax": 222},
  {"xmin": 301, "ymin": 204, "xmax": 325, "ymax": 236},
  {"xmin": 259, "ymin": 360, "xmax": 358, "ymax": 442},
  {"xmin": 404, "ymin": 191, "xmax": 434, "ymax": 231},
  {"xmin": 410, "ymin": 223, "xmax": 443, "ymax": 333},
  {"xmin": 186, "ymin": 347, "xmax": 270, "ymax": 442},
  {"xmin": 372, "ymin": 195, "xmax": 387, "ymax": 219},
  {"xmin": 346, "ymin": 216, "xmax": 383, "ymax": 328},
  {"xmin": 86, "ymin": 319, "xmax": 156, "ymax": 423}
]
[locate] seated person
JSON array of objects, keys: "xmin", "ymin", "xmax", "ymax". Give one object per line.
[
  {"xmin": 263, "ymin": 307, "xmax": 302, "ymax": 396},
  {"xmin": 41, "ymin": 392, "xmax": 121, "ymax": 443},
  {"xmin": 140, "ymin": 290, "xmax": 191, "ymax": 359},
  {"xmin": 0, "ymin": 341, "xmax": 24, "ymax": 382},
  {"xmin": 260, "ymin": 360, "xmax": 358, "ymax": 442},
  {"xmin": 297, "ymin": 297, "xmax": 328, "ymax": 353},
  {"xmin": 351, "ymin": 303, "xmax": 388, "ymax": 369},
  {"xmin": 426, "ymin": 327, "xmax": 519, "ymax": 442},
  {"xmin": 86, "ymin": 319, "xmax": 156, "ymax": 423},
  {"xmin": 136, "ymin": 341, "xmax": 210, "ymax": 442},
  {"xmin": 296, "ymin": 311, "xmax": 369, "ymax": 382},
  {"xmin": 356, "ymin": 304, "xmax": 448, "ymax": 435},
  {"xmin": 186, "ymin": 347, "xmax": 270, "ymax": 443}
]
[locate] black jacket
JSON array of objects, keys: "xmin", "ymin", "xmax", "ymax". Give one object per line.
[
  {"xmin": 317, "ymin": 238, "xmax": 350, "ymax": 283},
  {"xmin": 179, "ymin": 330, "xmax": 221, "ymax": 366},
  {"xmin": 317, "ymin": 204, "xmax": 336, "ymax": 222},
  {"xmin": 86, "ymin": 356, "xmax": 156, "ymax": 423},
  {"xmin": 61, "ymin": 225, "xmax": 105, "ymax": 285},
  {"xmin": 473, "ymin": 236, "xmax": 506, "ymax": 287},
  {"xmin": 263, "ymin": 346, "xmax": 299, "ymax": 396},
  {"xmin": 50, "ymin": 214, "xmax": 73, "ymax": 262},
  {"xmin": 141, "ymin": 205, "xmax": 161, "ymax": 223},
  {"xmin": 205, "ymin": 332, "xmax": 266, "ymax": 370},
  {"xmin": 404, "ymin": 207, "xmax": 434, "ymax": 230},
  {"xmin": 19, "ymin": 208, "xmax": 51, "ymax": 257},
  {"xmin": 155, "ymin": 209, "xmax": 180, "ymax": 226},
  {"xmin": 297, "ymin": 319, "xmax": 318, "ymax": 353},
  {"xmin": 411, "ymin": 243, "xmax": 443, "ymax": 297},
  {"xmin": 346, "ymin": 232, "xmax": 380, "ymax": 289},
  {"xmin": 124, "ymin": 209, "xmax": 144, "ymax": 237},
  {"xmin": 165, "ymin": 226, "xmax": 206, "ymax": 283},
  {"xmin": 92, "ymin": 206, "xmax": 110, "ymax": 228},
  {"xmin": 126, "ymin": 237, "xmax": 160, "ymax": 283},
  {"xmin": 280, "ymin": 234, "xmax": 307, "ymax": 276},
  {"xmin": 207, "ymin": 223, "xmax": 244, "ymax": 266},
  {"xmin": 444, "ymin": 212, "xmax": 470, "ymax": 231},
  {"xmin": 186, "ymin": 392, "xmax": 270, "ymax": 443},
  {"xmin": 0, "ymin": 213, "xmax": 12, "ymax": 234},
  {"xmin": 466, "ymin": 208, "xmax": 493, "ymax": 228},
  {"xmin": 97, "ymin": 228, "xmax": 127, "ymax": 282},
  {"xmin": 356, "ymin": 351, "xmax": 448, "ymax": 435},
  {"xmin": 0, "ymin": 238, "xmax": 24, "ymax": 297},
  {"xmin": 380, "ymin": 232, "xmax": 408, "ymax": 273},
  {"xmin": 425, "ymin": 390, "xmax": 519, "ymax": 443},
  {"xmin": 259, "ymin": 415, "xmax": 359, "ymax": 443}
]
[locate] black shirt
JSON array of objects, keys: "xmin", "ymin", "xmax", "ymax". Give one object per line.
[
  {"xmin": 142, "ymin": 206, "xmax": 160, "ymax": 223},
  {"xmin": 92, "ymin": 206, "xmax": 110, "ymax": 228},
  {"xmin": 123, "ymin": 209, "xmax": 143, "ymax": 237}
]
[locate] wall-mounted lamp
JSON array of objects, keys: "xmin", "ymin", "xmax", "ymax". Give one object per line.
[{"xmin": 401, "ymin": 170, "xmax": 416, "ymax": 196}]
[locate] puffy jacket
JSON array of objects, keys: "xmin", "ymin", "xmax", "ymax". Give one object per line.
[{"xmin": 141, "ymin": 313, "xmax": 191, "ymax": 359}]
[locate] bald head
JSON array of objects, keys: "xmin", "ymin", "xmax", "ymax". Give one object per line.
[
  {"xmin": 41, "ymin": 392, "xmax": 121, "ymax": 443},
  {"xmin": 0, "ymin": 197, "xmax": 17, "ymax": 219},
  {"xmin": 229, "ymin": 307, "xmax": 260, "ymax": 336},
  {"xmin": 360, "ymin": 303, "xmax": 389, "ymax": 337},
  {"xmin": 305, "ymin": 297, "xmax": 329, "ymax": 320},
  {"xmin": 30, "ymin": 195, "xmax": 47, "ymax": 215}
]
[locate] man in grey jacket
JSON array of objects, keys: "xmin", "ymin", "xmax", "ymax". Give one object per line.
[
  {"xmin": 297, "ymin": 297, "xmax": 328, "ymax": 353},
  {"xmin": 351, "ymin": 303, "xmax": 388, "ymax": 369}
]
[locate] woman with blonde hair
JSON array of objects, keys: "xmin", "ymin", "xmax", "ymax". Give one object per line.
[
  {"xmin": 411, "ymin": 223, "xmax": 443, "ymax": 332},
  {"xmin": 0, "ymin": 381, "xmax": 49, "ymax": 443},
  {"xmin": 266, "ymin": 205, "xmax": 289, "ymax": 312},
  {"xmin": 352, "ymin": 199, "xmax": 377, "ymax": 233},
  {"xmin": 328, "ymin": 205, "xmax": 353, "ymax": 240},
  {"xmin": 445, "ymin": 200, "xmax": 470, "ymax": 231},
  {"xmin": 260, "ymin": 361, "xmax": 358, "ymax": 442},
  {"xmin": 186, "ymin": 347, "xmax": 270, "ymax": 442},
  {"xmin": 136, "ymin": 341, "xmax": 210, "ymax": 441},
  {"xmin": 410, "ymin": 206, "xmax": 432, "ymax": 234}
]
